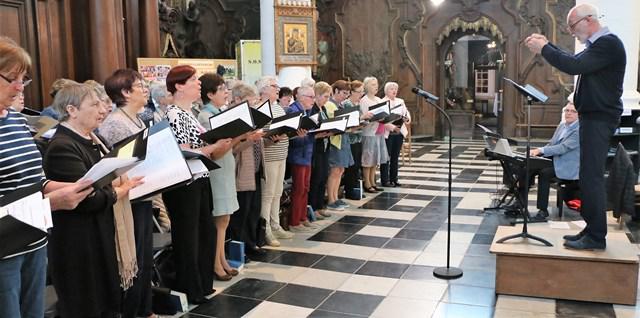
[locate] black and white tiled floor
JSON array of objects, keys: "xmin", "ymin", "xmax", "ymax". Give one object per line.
[{"xmin": 178, "ymin": 141, "xmax": 640, "ymax": 318}]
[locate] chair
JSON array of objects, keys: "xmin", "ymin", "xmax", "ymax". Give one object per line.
[
  {"xmin": 555, "ymin": 179, "xmax": 579, "ymax": 219},
  {"xmin": 401, "ymin": 123, "xmax": 412, "ymax": 166}
]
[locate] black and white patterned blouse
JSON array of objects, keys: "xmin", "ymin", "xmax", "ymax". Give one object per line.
[{"xmin": 165, "ymin": 104, "xmax": 209, "ymax": 178}]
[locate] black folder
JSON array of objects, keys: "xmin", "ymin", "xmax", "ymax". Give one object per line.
[
  {"xmin": 250, "ymin": 100, "xmax": 273, "ymax": 129},
  {"xmin": 263, "ymin": 112, "xmax": 303, "ymax": 138},
  {"xmin": 0, "ymin": 183, "xmax": 47, "ymax": 259},
  {"xmin": 86, "ymin": 129, "xmax": 149, "ymax": 189},
  {"xmin": 300, "ymin": 113, "xmax": 320, "ymax": 130},
  {"xmin": 181, "ymin": 150, "xmax": 220, "ymax": 171},
  {"xmin": 199, "ymin": 101, "xmax": 256, "ymax": 143},
  {"xmin": 20, "ymin": 107, "xmax": 41, "ymax": 116},
  {"xmin": 381, "ymin": 113, "xmax": 404, "ymax": 124},
  {"xmin": 368, "ymin": 101, "xmax": 391, "ymax": 122}
]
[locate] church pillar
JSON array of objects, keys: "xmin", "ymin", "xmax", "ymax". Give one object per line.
[
  {"xmin": 260, "ymin": 0, "xmax": 276, "ymax": 76},
  {"xmin": 575, "ymin": 0, "xmax": 640, "ymax": 109}
]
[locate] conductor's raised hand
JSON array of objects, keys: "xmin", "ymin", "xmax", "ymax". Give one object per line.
[{"xmin": 525, "ymin": 33, "xmax": 548, "ymax": 54}]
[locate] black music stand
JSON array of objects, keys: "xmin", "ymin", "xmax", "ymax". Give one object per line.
[
  {"xmin": 412, "ymin": 87, "xmax": 463, "ymax": 280},
  {"xmin": 496, "ymin": 78, "xmax": 552, "ymax": 247}
]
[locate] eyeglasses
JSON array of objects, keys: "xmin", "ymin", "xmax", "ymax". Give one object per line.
[
  {"xmin": 270, "ymin": 84, "xmax": 280, "ymax": 90},
  {"xmin": 301, "ymin": 94, "xmax": 315, "ymax": 99},
  {"xmin": 567, "ymin": 15, "xmax": 591, "ymax": 32},
  {"xmin": 563, "ymin": 109, "xmax": 578, "ymax": 114},
  {"xmin": 0, "ymin": 73, "xmax": 32, "ymax": 87}
]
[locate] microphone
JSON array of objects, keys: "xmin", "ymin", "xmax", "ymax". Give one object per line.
[{"xmin": 411, "ymin": 87, "xmax": 439, "ymax": 101}]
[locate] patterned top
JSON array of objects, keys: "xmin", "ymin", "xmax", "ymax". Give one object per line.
[
  {"xmin": 97, "ymin": 108, "xmax": 145, "ymax": 148},
  {"xmin": 263, "ymin": 103, "xmax": 289, "ymax": 162},
  {"xmin": 0, "ymin": 110, "xmax": 47, "ymax": 258},
  {"xmin": 165, "ymin": 104, "xmax": 209, "ymax": 179}
]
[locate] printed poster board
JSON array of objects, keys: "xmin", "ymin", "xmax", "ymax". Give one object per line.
[{"xmin": 137, "ymin": 58, "xmax": 237, "ymax": 82}]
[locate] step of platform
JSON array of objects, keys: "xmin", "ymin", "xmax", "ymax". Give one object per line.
[{"xmin": 490, "ymin": 223, "xmax": 639, "ymax": 305}]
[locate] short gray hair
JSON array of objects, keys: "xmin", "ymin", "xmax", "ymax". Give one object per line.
[
  {"xmin": 52, "ymin": 82, "xmax": 95, "ymax": 122},
  {"xmin": 363, "ymin": 76, "xmax": 378, "ymax": 94},
  {"xmin": 256, "ymin": 76, "xmax": 278, "ymax": 95},
  {"xmin": 384, "ymin": 82, "xmax": 398, "ymax": 95},
  {"xmin": 150, "ymin": 82, "xmax": 169, "ymax": 101},
  {"xmin": 573, "ymin": 4, "xmax": 599, "ymax": 20},
  {"xmin": 231, "ymin": 81, "xmax": 258, "ymax": 101}
]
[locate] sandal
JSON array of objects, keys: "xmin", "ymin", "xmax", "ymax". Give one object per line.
[{"xmin": 365, "ymin": 187, "xmax": 377, "ymax": 193}]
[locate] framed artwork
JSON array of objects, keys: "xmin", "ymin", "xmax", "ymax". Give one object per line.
[{"xmin": 275, "ymin": 5, "xmax": 317, "ymax": 68}]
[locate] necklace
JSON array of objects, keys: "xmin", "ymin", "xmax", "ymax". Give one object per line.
[{"xmin": 120, "ymin": 108, "xmax": 143, "ymax": 129}]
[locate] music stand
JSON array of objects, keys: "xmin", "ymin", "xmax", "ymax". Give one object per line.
[{"xmin": 496, "ymin": 78, "xmax": 552, "ymax": 247}]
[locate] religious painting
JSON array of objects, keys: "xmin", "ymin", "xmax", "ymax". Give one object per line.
[{"xmin": 283, "ymin": 23, "xmax": 308, "ymax": 55}]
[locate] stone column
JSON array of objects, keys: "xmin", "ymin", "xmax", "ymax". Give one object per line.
[
  {"xmin": 575, "ymin": 0, "xmax": 640, "ymax": 109},
  {"xmin": 260, "ymin": 0, "xmax": 276, "ymax": 76}
]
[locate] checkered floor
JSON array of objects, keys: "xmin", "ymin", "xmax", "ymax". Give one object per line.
[{"xmin": 175, "ymin": 141, "xmax": 640, "ymax": 318}]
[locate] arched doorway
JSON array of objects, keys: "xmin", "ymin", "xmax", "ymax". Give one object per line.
[{"xmin": 436, "ymin": 16, "xmax": 506, "ymax": 139}]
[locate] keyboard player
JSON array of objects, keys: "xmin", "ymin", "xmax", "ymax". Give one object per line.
[{"xmin": 529, "ymin": 96, "xmax": 580, "ymax": 220}]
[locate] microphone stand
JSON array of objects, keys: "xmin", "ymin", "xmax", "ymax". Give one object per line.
[
  {"xmin": 496, "ymin": 79, "xmax": 552, "ymax": 247},
  {"xmin": 419, "ymin": 95, "xmax": 463, "ymax": 280}
]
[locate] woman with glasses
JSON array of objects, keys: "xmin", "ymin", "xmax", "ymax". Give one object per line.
[
  {"xmin": 99, "ymin": 69, "xmax": 157, "ymax": 318},
  {"xmin": 0, "ymin": 36, "xmax": 95, "ymax": 318}
]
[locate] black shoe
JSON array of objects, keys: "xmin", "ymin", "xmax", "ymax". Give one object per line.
[
  {"xmin": 393, "ymin": 182, "xmax": 402, "ymax": 187},
  {"xmin": 189, "ymin": 297, "xmax": 211, "ymax": 305},
  {"xmin": 382, "ymin": 182, "xmax": 393, "ymax": 187},
  {"xmin": 563, "ymin": 231, "xmax": 585, "ymax": 241},
  {"xmin": 247, "ymin": 246, "xmax": 267, "ymax": 256},
  {"xmin": 531, "ymin": 209, "xmax": 549, "ymax": 221},
  {"xmin": 563, "ymin": 235, "xmax": 606, "ymax": 250}
]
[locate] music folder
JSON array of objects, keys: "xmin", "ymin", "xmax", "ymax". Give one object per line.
[
  {"xmin": 199, "ymin": 101, "xmax": 256, "ymax": 143},
  {"xmin": 310, "ymin": 117, "xmax": 348, "ymax": 135},
  {"xmin": 0, "ymin": 183, "xmax": 50, "ymax": 259},
  {"xmin": 250, "ymin": 100, "xmax": 273, "ymax": 129},
  {"xmin": 127, "ymin": 121, "xmax": 192, "ymax": 201},
  {"xmin": 80, "ymin": 128, "xmax": 149, "ymax": 189},
  {"xmin": 300, "ymin": 113, "xmax": 320, "ymax": 130},
  {"xmin": 25, "ymin": 115, "xmax": 59, "ymax": 138},
  {"xmin": 368, "ymin": 101, "xmax": 391, "ymax": 122},
  {"xmin": 181, "ymin": 150, "xmax": 220, "ymax": 171},
  {"xmin": 263, "ymin": 112, "xmax": 302, "ymax": 138},
  {"xmin": 334, "ymin": 106, "xmax": 361, "ymax": 128}
]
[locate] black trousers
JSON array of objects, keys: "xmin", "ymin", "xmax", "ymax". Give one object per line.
[
  {"xmin": 380, "ymin": 134, "xmax": 404, "ymax": 184},
  {"xmin": 309, "ymin": 147, "xmax": 329, "ymax": 211},
  {"xmin": 535, "ymin": 167, "xmax": 556, "ymax": 211},
  {"xmin": 230, "ymin": 172, "xmax": 262, "ymax": 250},
  {"xmin": 162, "ymin": 178, "xmax": 216, "ymax": 301},
  {"xmin": 344, "ymin": 142, "xmax": 362, "ymax": 196},
  {"xmin": 121, "ymin": 201, "xmax": 154, "ymax": 318},
  {"xmin": 579, "ymin": 117, "xmax": 618, "ymax": 242}
]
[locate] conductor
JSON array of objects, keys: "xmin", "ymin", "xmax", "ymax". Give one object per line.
[{"xmin": 525, "ymin": 3, "xmax": 626, "ymax": 250}]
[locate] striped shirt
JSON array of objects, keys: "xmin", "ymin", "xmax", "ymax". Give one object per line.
[
  {"xmin": 263, "ymin": 103, "xmax": 289, "ymax": 162},
  {"xmin": 0, "ymin": 110, "xmax": 47, "ymax": 258}
]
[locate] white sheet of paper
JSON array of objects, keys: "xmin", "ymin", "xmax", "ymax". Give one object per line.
[
  {"xmin": 369, "ymin": 104, "xmax": 390, "ymax": 116},
  {"xmin": 127, "ymin": 128, "xmax": 193, "ymax": 200},
  {"xmin": 308, "ymin": 113, "xmax": 320, "ymax": 124},
  {"xmin": 337, "ymin": 110, "xmax": 360, "ymax": 127},
  {"xmin": 312, "ymin": 118, "xmax": 348, "ymax": 133},
  {"xmin": 2, "ymin": 191, "xmax": 49, "ymax": 231},
  {"xmin": 257, "ymin": 101, "xmax": 272, "ymax": 117},
  {"xmin": 571, "ymin": 220, "xmax": 587, "ymax": 229},
  {"xmin": 548, "ymin": 221, "xmax": 570, "ymax": 229},
  {"xmin": 208, "ymin": 102, "xmax": 254, "ymax": 129},
  {"xmin": 186, "ymin": 159, "xmax": 209, "ymax": 179},
  {"xmin": 79, "ymin": 157, "xmax": 139, "ymax": 184},
  {"xmin": 269, "ymin": 114, "xmax": 301, "ymax": 130}
]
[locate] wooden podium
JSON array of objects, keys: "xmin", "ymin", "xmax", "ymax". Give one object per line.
[{"xmin": 490, "ymin": 222, "xmax": 639, "ymax": 305}]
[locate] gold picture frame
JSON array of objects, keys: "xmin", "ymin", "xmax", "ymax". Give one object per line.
[{"xmin": 275, "ymin": 5, "xmax": 317, "ymax": 69}]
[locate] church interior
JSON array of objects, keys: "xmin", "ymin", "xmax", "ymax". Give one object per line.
[{"xmin": 2, "ymin": 0, "xmax": 640, "ymax": 317}]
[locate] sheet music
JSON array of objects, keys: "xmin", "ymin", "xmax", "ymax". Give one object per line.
[
  {"xmin": 208, "ymin": 101, "xmax": 254, "ymax": 129},
  {"xmin": 0, "ymin": 191, "xmax": 51, "ymax": 232},
  {"xmin": 369, "ymin": 103, "xmax": 390, "ymax": 116},
  {"xmin": 308, "ymin": 113, "xmax": 319, "ymax": 124},
  {"xmin": 127, "ymin": 128, "xmax": 192, "ymax": 200},
  {"xmin": 186, "ymin": 159, "xmax": 209, "ymax": 179},
  {"xmin": 256, "ymin": 101, "xmax": 272, "ymax": 118},
  {"xmin": 311, "ymin": 118, "xmax": 348, "ymax": 133},
  {"xmin": 337, "ymin": 110, "xmax": 360, "ymax": 127},
  {"xmin": 79, "ymin": 157, "xmax": 140, "ymax": 184},
  {"xmin": 269, "ymin": 114, "xmax": 301, "ymax": 130}
]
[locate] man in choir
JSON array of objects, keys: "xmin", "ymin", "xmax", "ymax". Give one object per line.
[{"xmin": 525, "ymin": 3, "xmax": 625, "ymax": 250}]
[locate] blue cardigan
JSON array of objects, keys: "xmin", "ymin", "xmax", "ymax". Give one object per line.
[
  {"xmin": 541, "ymin": 120, "xmax": 580, "ymax": 180},
  {"xmin": 286, "ymin": 101, "xmax": 314, "ymax": 166}
]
